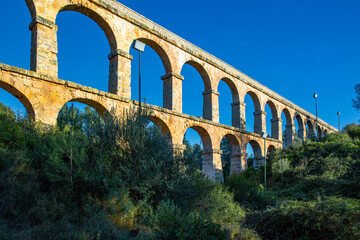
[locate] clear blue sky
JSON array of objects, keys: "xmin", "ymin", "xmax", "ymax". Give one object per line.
[{"xmin": 1, "ymin": 0, "xmax": 360, "ymax": 150}]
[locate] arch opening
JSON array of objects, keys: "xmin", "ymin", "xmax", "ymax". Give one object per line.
[
  {"xmin": 218, "ymin": 78, "xmax": 239, "ymax": 126},
  {"xmin": 317, "ymin": 125, "xmax": 323, "ymax": 139},
  {"xmin": 294, "ymin": 114, "xmax": 304, "ymax": 141},
  {"xmin": 0, "ymin": 1, "xmax": 31, "ymax": 70},
  {"xmin": 182, "ymin": 125, "xmax": 214, "ymax": 180},
  {"xmin": 183, "ymin": 61, "xmax": 211, "ymax": 90},
  {"xmin": 56, "ymin": 8, "xmax": 115, "ymax": 92},
  {"xmin": 220, "ymin": 134, "xmax": 241, "ymax": 178},
  {"xmin": 130, "ymin": 39, "xmax": 168, "ymax": 108},
  {"xmin": 56, "ymin": 101, "xmax": 107, "ymax": 133},
  {"xmin": 306, "ymin": 120, "xmax": 314, "ymax": 139},
  {"xmin": 324, "ymin": 129, "xmax": 329, "ymax": 136},
  {"xmin": 60, "ymin": 98, "xmax": 110, "ymax": 120},
  {"xmin": 244, "ymin": 91, "xmax": 261, "ymax": 133},
  {"xmin": 149, "ymin": 116, "xmax": 172, "ymax": 144},
  {"xmin": 281, "ymin": 108, "xmax": 293, "ymax": 146},
  {"xmin": 267, "ymin": 145, "xmax": 276, "ymax": 157},
  {"xmin": 246, "ymin": 140, "xmax": 262, "ymax": 169},
  {"xmin": 0, "ymin": 83, "xmax": 35, "ymax": 119},
  {"xmin": 265, "ymin": 101, "xmax": 277, "ymax": 138},
  {"xmin": 181, "ymin": 61, "xmax": 210, "ymax": 118},
  {"xmin": 59, "ymin": 5, "xmax": 117, "ymax": 50},
  {"xmin": 183, "ymin": 127, "xmax": 204, "ymax": 171},
  {"xmin": 132, "ymin": 38, "xmax": 172, "ymax": 74}
]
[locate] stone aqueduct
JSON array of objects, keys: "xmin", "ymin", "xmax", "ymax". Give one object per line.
[{"xmin": 1, "ymin": 0, "xmax": 337, "ymax": 180}]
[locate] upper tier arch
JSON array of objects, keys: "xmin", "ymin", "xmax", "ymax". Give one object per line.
[
  {"xmin": 181, "ymin": 60, "xmax": 211, "ymax": 91},
  {"xmin": 217, "ymin": 77, "xmax": 239, "ymax": 103},
  {"xmin": 25, "ymin": 0, "xmax": 36, "ymax": 18},
  {"xmin": 265, "ymin": 100, "xmax": 278, "ymax": 119},
  {"xmin": 57, "ymin": 4, "xmax": 117, "ymax": 51},
  {"xmin": 243, "ymin": 91, "xmax": 261, "ymax": 111},
  {"xmin": 129, "ymin": 38, "xmax": 172, "ymax": 74},
  {"xmin": 22, "ymin": 0, "xmax": 337, "ymax": 138}
]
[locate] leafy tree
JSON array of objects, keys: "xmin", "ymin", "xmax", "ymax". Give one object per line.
[
  {"xmin": 183, "ymin": 139, "xmax": 202, "ymax": 170},
  {"xmin": 352, "ymin": 83, "xmax": 360, "ymax": 112},
  {"xmin": 343, "ymin": 123, "xmax": 360, "ymax": 139},
  {"xmin": 57, "ymin": 103, "xmax": 104, "ymax": 136},
  {"xmin": 0, "ymin": 102, "xmax": 247, "ymax": 238},
  {"xmin": 220, "ymin": 137, "xmax": 231, "ymax": 178}
]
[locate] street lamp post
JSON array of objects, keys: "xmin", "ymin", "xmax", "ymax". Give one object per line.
[
  {"xmin": 132, "ymin": 40, "xmax": 146, "ymax": 113},
  {"xmin": 313, "ymin": 93, "xmax": 318, "ymax": 138},
  {"xmin": 337, "ymin": 111, "xmax": 341, "ymax": 131},
  {"xmin": 262, "ymin": 132, "xmax": 268, "ymax": 191}
]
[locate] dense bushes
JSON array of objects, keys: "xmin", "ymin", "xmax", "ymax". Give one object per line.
[
  {"xmin": 248, "ymin": 126, "xmax": 360, "ymax": 239},
  {"xmin": 225, "ymin": 171, "xmax": 273, "ymax": 210},
  {"xmin": 0, "ymin": 103, "xmax": 247, "ymax": 239},
  {"xmin": 150, "ymin": 201, "xmax": 228, "ymax": 240},
  {"xmin": 253, "ymin": 197, "xmax": 360, "ymax": 240},
  {"xmin": 223, "ymin": 124, "xmax": 360, "ymax": 239},
  {"xmin": 2, "ymin": 102, "xmax": 360, "ymax": 239}
]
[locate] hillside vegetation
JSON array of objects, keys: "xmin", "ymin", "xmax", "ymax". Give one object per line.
[
  {"xmin": 226, "ymin": 127, "xmax": 360, "ymax": 239},
  {"xmin": 0, "ymin": 102, "xmax": 359, "ymax": 239}
]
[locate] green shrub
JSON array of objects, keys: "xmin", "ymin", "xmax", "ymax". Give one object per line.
[
  {"xmin": 225, "ymin": 172, "xmax": 274, "ymax": 210},
  {"xmin": 0, "ymin": 103, "xmax": 247, "ymax": 238},
  {"xmin": 271, "ymin": 158, "xmax": 291, "ymax": 177},
  {"xmin": 150, "ymin": 200, "xmax": 228, "ymax": 240},
  {"xmin": 343, "ymin": 123, "xmax": 360, "ymax": 139},
  {"xmin": 196, "ymin": 184, "xmax": 245, "ymax": 228},
  {"xmin": 3, "ymin": 100, "xmax": 360, "ymax": 239},
  {"xmin": 253, "ymin": 197, "xmax": 360, "ymax": 240},
  {"xmin": 231, "ymin": 227, "xmax": 261, "ymax": 240}
]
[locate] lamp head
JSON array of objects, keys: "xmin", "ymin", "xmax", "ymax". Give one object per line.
[
  {"xmin": 262, "ymin": 132, "xmax": 268, "ymax": 139},
  {"xmin": 337, "ymin": 111, "xmax": 340, "ymax": 116},
  {"xmin": 313, "ymin": 93, "xmax": 317, "ymax": 99},
  {"xmin": 132, "ymin": 40, "xmax": 146, "ymax": 52}
]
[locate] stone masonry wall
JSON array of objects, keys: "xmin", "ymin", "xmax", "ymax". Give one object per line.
[{"xmin": 1, "ymin": 0, "xmax": 338, "ymax": 181}]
